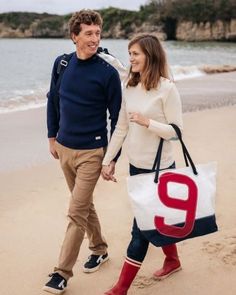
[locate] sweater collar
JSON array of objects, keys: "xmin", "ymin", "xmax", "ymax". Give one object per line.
[{"xmin": 75, "ymin": 53, "xmax": 98, "ymax": 65}]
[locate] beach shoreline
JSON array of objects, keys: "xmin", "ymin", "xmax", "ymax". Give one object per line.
[{"xmin": 0, "ymin": 73, "xmax": 236, "ymax": 294}]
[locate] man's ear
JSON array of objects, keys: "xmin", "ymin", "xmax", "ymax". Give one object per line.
[{"xmin": 71, "ymin": 33, "xmax": 77, "ymax": 44}]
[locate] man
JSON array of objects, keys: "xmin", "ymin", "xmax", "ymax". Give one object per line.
[{"xmin": 43, "ymin": 10, "xmax": 122, "ymax": 294}]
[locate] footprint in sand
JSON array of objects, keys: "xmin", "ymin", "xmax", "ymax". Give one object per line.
[
  {"xmin": 202, "ymin": 235, "xmax": 236, "ymax": 266},
  {"xmin": 133, "ymin": 275, "xmax": 155, "ymax": 289}
]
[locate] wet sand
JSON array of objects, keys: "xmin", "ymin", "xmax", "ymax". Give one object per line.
[{"xmin": 177, "ymin": 71, "xmax": 236, "ymax": 112}]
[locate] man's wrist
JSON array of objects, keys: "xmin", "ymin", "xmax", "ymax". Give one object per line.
[{"xmin": 49, "ymin": 137, "xmax": 56, "ymax": 143}]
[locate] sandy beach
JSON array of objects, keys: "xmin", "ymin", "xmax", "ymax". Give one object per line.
[{"xmin": 0, "ymin": 72, "xmax": 236, "ymax": 295}]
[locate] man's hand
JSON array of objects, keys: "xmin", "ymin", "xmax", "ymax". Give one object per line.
[
  {"xmin": 49, "ymin": 138, "xmax": 59, "ymax": 159},
  {"xmin": 129, "ymin": 112, "xmax": 149, "ymax": 127},
  {"xmin": 101, "ymin": 161, "xmax": 117, "ymax": 182}
]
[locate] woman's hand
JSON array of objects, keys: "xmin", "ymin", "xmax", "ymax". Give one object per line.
[
  {"xmin": 129, "ymin": 112, "xmax": 150, "ymax": 127},
  {"xmin": 101, "ymin": 162, "xmax": 117, "ymax": 182}
]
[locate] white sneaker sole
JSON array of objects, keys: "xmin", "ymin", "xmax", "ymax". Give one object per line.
[
  {"xmin": 83, "ymin": 256, "xmax": 109, "ymax": 273},
  {"xmin": 42, "ymin": 285, "xmax": 66, "ymax": 294}
]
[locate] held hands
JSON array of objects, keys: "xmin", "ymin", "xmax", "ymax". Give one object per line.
[
  {"xmin": 129, "ymin": 112, "xmax": 150, "ymax": 127},
  {"xmin": 49, "ymin": 138, "xmax": 59, "ymax": 159},
  {"xmin": 101, "ymin": 161, "xmax": 117, "ymax": 182}
]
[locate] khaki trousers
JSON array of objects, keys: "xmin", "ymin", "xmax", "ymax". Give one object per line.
[{"xmin": 54, "ymin": 141, "xmax": 108, "ymax": 279}]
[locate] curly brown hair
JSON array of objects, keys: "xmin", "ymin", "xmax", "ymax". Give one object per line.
[
  {"xmin": 69, "ymin": 9, "xmax": 103, "ymax": 36},
  {"xmin": 127, "ymin": 34, "xmax": 170, "ymax": 91}
]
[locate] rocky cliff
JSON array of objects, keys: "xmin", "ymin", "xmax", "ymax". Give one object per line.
[
  {"xmin": 102, "ymin": 21, "xmax": 167, "ymax": 40},
  {"xmin": 176, "ymin": 19, "xmax": 236, "ymax": 41},
  {"xmin": 0, "ymin": 12, "xmax": 236, "ymax": 41},
  {"xmin": 0, "ymin": 13, "xmax": 68, "ymax": 38}
]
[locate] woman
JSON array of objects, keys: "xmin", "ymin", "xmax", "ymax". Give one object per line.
[{"xmin": 102, "ymin": 34, "xmax": 183, "ymax": 295}]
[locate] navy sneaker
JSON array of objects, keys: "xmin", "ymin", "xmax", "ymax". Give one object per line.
[
  {"xmin": 43, "ymin": 272, "xmax": 67, "ymax": 294},
  {"xmin": 83, "ymin": 253, "xmax": 109, "ymax": 273}
]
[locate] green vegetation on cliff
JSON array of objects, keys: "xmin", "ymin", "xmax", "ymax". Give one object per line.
[
  {"xmin": 145, "ymin": 0, "xmax": 236, "ymax": 23},
  {"xmin": 0, "ymin": 12, "xmax": 55, "ymax": 30},
  {"xmin": 100, "ymin": 7, "xmax": 139, "ymax": 34},
  {"xmin": 36, "ymin": 16, "xmax": 64, "ymax": 31}
]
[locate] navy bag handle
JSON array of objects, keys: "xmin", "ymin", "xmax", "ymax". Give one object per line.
[{"xmin": 152, "ymin": 124, "xmax": 198, "ymax": 183}]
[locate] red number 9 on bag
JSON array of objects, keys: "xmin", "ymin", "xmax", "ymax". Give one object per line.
[{"xmin": 154, "ymin": 172, "xmax": 198, "ymax": 238}]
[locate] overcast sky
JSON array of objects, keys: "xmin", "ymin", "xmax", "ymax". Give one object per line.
[{"xmin": 1, "ymin": 0, "xmax": 148, "ymax": 14}]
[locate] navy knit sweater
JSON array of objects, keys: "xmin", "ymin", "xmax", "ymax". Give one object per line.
[{"xmin": 47, "ymin": 52, "xmax": 122, "ymax": 150}]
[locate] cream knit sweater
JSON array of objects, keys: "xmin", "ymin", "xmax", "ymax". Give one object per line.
[{"xmin": 103, "ymin": 77, "xmax": 183, "ymax": 169}]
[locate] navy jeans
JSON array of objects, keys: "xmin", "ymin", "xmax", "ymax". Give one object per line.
[{"xmin": 127, "ymin": 162, "xmax": 175, "ymax": 263}]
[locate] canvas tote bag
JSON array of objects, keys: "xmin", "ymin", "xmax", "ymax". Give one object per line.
[{"xmin": 127, "ymin": 124, "xmax": 218, "ymax": 247}]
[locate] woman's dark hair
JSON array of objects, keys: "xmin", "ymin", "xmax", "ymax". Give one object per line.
[{"xmin": 127, "ymin": 34, "xmax": 170, "ymax": 91}]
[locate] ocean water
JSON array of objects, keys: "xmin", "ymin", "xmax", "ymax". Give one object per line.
[{"xmin": 0, "ymin": 38, "xmax": 236, "ymax": 113}]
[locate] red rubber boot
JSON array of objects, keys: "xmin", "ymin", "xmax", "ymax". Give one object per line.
[
  {"xmin": 104, "ymin": 260, "xmax": 141, "ymax": 295},
  {"xmin": 153, "ymin": 244, "xmax": 181, "ymax": 280}
]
